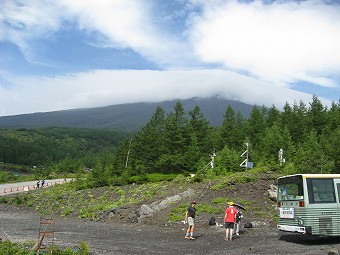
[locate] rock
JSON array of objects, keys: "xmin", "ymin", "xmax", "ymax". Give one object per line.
[
  {"xmin": 128, "ymin": 213, "xmax": 138, "ymax": 223},
  {"xmin": 268, "ymin": 184, "xmax": 277, "ymax": 201},
  {"xmin": 139, "ymin": 189, "xmax": 195, "ymax": 218},
  {"xmin": 107, "ymin": 212, "xmax": 115, "ymax": 220},
  {"xmin": 328, "ymin": 248, "xmax": 339, "ymax": 255},
  {"xmin": 139, "ymin": 204, "xmax": 154, "ymax": 217},
  {"xmin": 250, "ymin": 221, "xmax": 267, "ymax": 228}
]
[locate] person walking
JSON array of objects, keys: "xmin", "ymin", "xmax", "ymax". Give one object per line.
[
  {"xmin": 184, "ymin": 201, "xmax": 197, "ymax": 240},
  {"xmin": 224, "ymin": 201, "xmax": 238, "ymax": 241}
]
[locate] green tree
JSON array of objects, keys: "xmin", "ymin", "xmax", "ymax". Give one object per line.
[
  {"xmin": 188, "ymin": 105, "xmax": 212, "ymax": 155},
  {"xmin": 246, "ymin": 105, "xmax": 266, "ymax": 149},
  {"xmin": 266, "ymin": 105, "xmax": 281, "ymax": 128},
  {"xmin": 129, "ymin": 106, "xmax": 165, "ymax": 172},
  {"xmin": 290, "ymin": 101, "xmax": 307, "ymax": 144},
  {"xmin": 183, "ymin": 134, "xmax": 201, "ymax": 173},
  {"xmin": 259, "ymin": 123, "xmax": 293, "ymax": 165},
  {"xmin": 215, "ymin": 145, "xmax": 240, "ymax": 174},
  {"xmin": 319, "ymin": 127, "xmax": 340, "ymax": 173},
  {"xmin": 293, "ymin": 130, "xmax": 333, "ymax": 174},
  {"xmin": 157, "ymin": 101, "xmax": 188, "ymax": 172},
  {"xmin": 220, "ymin": 105, "xmax": 238, "ymax": 149},
  {"xmin": 325, "ymin": 101, "xmax": 340, "ymax": 133},
  {"xmin": 306, "ymin": 95, "xmax": 327, "ymax": 136}
]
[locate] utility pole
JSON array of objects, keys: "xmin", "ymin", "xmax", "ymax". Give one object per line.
[
  {"xmin": 210, "ymin": 150, "xmax": 216, "ymax": 169},
  {"xmin": 278, "ymin": 148, "xmax": 285, "ymax": 166},
  {"xmin": 240, "ymin": 143, "xmax": 251, "ymax": 170},
  {"xmin": 125, "ymin": 138, "xmax": 133, "ymax": 168}
]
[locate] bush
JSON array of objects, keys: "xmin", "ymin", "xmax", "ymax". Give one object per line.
[
  {"xmin": 146, "ymin": 173, "xmax": 178, "ymax": 182},
  {"xmin": 0, "ymin": 241, "xmax": 34, "ymax": 255},
  {"xmin": 169, "ymin": 204, "xmax": 188, "ymax": 221},
  {"xmin": 211, "ymin": 172, "xmax": 257, "ymax": 191}
]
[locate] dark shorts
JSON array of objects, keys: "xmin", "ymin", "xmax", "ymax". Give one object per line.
[{"xmin": 225, "ymin": 222, "xmax": 235, "ymax": 229}]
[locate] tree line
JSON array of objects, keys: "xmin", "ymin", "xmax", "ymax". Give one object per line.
[
  {"xmin": 0, "ymin": 127, "xmax": 128, "ymax": 176},
  {"xmin": 0, "ymin": 96, "xmax": 339, "ymax": 187},
  {"xmin": 106, "ymin": 96, "xmax": 339, "ymax": 185}
]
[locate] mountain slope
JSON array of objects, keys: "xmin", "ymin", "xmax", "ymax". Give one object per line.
[{"xmin": 0, "ymin": 97, "xmax": 254, "ymax": 131}]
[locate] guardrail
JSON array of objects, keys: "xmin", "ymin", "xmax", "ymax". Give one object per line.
[{"xmin": 1, "ymin": 179, "xmax": 70, "ymax": 196}]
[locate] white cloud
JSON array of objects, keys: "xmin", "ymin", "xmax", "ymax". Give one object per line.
[
  {"xmin": 0, "ymin": 0, "xmax": 64, "ymax": 61},
  {"xmin": 190, "ymin": 1, "xmax": 340, "ymax": 87},
  {"xmin": 0, "ymin": 69, "xmax": 330, "ymax": 117},
  {"xmin": 0, "ymin": 1, "xmax": 338, "ymax": 117},
  {"xmin": 59, "ymin": 0, "xmax": 193, "ymax": 67}
]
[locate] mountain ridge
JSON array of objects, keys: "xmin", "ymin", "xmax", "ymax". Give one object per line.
[{"xmin": 0, "ymin": 97, "xmax": 254, "ymax": 131}]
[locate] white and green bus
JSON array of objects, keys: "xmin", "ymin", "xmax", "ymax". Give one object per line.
[{"xmin": 277, "ymin": 174, "xmax": 340, "ymax": 236}]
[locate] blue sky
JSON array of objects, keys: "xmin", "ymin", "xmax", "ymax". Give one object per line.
[{"xmin": 0, "ymin": 0, "xmax": 339, "ymax": 117}]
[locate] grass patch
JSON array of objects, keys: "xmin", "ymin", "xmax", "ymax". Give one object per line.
[
  {"xmin": 169, "ymin": 202, "xmax": 224, "ymax": 222},
  {"xmin": 169, "ymin": 204, "xmax": 188, "ymax": 221},
  {"xmin": 3, "ymin": 181, "xmax": 169, "ymax": 221},
  {"xmin": 146, "ymin": 173, "xmax": 179, "ymax": 182},
  {"xmin": 211, "ymin": 172, "xmax": 258, "ymax": 191},
  {"xmin": 0, "ymin": 240, "xmax": 90, "ymax": 255}
]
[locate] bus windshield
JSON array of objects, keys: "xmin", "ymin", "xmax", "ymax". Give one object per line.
[{"xmin": 278, "ymin": 176, "xmax": 304, "ymax": 201}]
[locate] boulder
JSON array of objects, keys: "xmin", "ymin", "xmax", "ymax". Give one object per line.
[{"xmin": 268, "ymin": 184, "xmax": 277, "ymax": 201}]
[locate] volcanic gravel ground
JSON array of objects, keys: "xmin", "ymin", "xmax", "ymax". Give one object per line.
[{"xmin": 1, "ymin": 205, "xmax": 340, "ymax": 255}]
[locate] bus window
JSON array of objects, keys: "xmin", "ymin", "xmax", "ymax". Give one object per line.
[
  {"xmin": 278, "ymin": 183, "xmax": 303, "ymax": 201},
  {"xmin": 307, "ymin": 178, "xmax": 335, "ymax": 204}
]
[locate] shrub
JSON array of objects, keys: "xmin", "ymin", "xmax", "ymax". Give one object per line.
[
  {"xmin": 146, "ymin": 173, "xmax": 178, "ymax": 182},
  {"xmin": 61, "ymin": 207, "xmax": 73, "ymax": 216},
  {"xmin": 169, "ymin": 204, "xmax": 188, "ymax": 221}
]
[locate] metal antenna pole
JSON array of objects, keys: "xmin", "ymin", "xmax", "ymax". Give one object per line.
[
  {"xmin": 240, "ymin": 143, "xmax": 249, "ymax": 169},
  {"xmin": 125, "ymin": 138, "xmax": 133, "ymax": 168},
  {"xmin": 246, "ymin": 143, "xmax": 249, "ymax": 170},
  {"xmin": 278, "ymin": 148, "xmax": 284, "ymax": 166}
]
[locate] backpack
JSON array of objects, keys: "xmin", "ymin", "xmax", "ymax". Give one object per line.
[
  {"xmin": 208, "ymin": 217, "xmax": 216, "ymax": 225},
  {"xmin": 244, "ymin": 222, "xmax": 253, "ymax": 228}
]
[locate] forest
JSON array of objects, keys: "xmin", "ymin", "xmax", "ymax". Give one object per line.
[{"xmin": 0, "ymin": 96, "xmax": 339, "ymax": 187}]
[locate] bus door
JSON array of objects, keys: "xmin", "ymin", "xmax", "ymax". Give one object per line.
[{"xmin": 333, "ymin": 179, "xmax": 340, "ymax": 234}]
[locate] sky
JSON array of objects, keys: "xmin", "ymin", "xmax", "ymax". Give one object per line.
[{"xmin": 0, "ymin": 0, "xmax": 339, "ymax": 117}]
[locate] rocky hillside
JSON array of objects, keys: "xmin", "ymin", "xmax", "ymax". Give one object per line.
[{"xmin": 1, "ymin": 171, "xmax": 278, "ymax": 230}]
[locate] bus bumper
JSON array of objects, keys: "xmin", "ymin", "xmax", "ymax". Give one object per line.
[{"xmin": 277, "ymin": 224, "xmax": 310, "ymax": 234}]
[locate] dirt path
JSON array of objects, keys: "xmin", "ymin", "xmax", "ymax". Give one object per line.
[{"xmin": 1, "ymin": 205, "xmax": 340, "ymax": 255}]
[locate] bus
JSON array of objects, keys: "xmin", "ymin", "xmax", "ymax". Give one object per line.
[{"xmin": 277, "ymin": 174, "xmax": 340, "ymax": 236}]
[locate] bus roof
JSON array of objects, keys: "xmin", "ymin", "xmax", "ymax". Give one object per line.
[{"xmin": 278, "ymin": 174, "xmax": 340, "ymax": 180}]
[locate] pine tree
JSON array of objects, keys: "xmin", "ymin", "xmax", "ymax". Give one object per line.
[
  {"xmin": 294, "ymin": 130, "xmax": 333, "ymax": 174},
  {"xmin": 220, "ymin": 105, "xmax": 238, "ymax": 149},
  {"xmin": 188, "ymin": 105, "xmax": 212, "ymax": 155},
  {"xmin": 129, "ymin": 106, "xmax": 165, "ymax": 172},
  {"xmin": 267, "ymin": 105, "xmax": 281, "ymax": 128},
  {"xmin": 157, "ymin": 101, "xmax": 188, "ymax": 173},
  {"xmin": 290, "ymin": 101, "xmax": 307, "ymax": 144},
  {"xmin": 307, "ymin": 95, "xmax": 327, "ymax": 136},
  {"xmin": 246, "ymin": 105, "xmax": 266, "ymax": 149}
]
